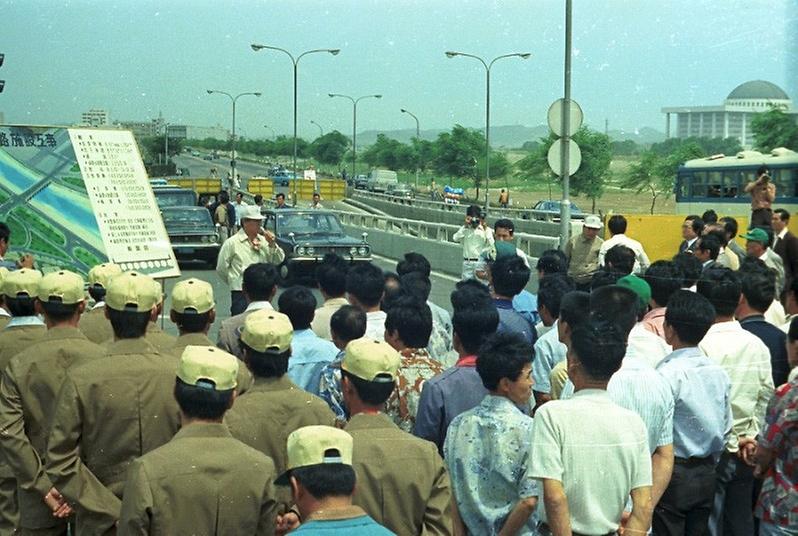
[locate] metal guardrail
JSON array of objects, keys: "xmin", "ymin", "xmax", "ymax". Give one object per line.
[{"xmin": 335, "ymin": 210, "xmax": 559, "ymax": 256}]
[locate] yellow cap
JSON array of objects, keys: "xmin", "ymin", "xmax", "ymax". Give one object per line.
[
  {"xmin": 88, "ymin": 263, "xmax": 123, "ymax": 289},
  {"xmin": 105, "ymin": 271, "xmax": 161, "ymax": 312},
  {"xmin": 171, "ymin": 278, "xmax": 214, "ymax": 314},
  {"xmin": 2, "ymin": 269, "xmax": 43, "ymax": 298},
  {"xmin": 177, "ymin": 345, "xmax": 238, "ymax": 391},
  {"xmin": 240, "ymin": 310, "xmax": 293, "ymax": 354},
  {"xmin": 341, "ymin": 337, "xmax": 401, "ymax": 383},
  {"xmin": 275, "ymin": 425, "xmax": 353, "ymax": 485},
  {"xmin": 37, "ymin": 270, "xmax": 86, "ymax": 304}
]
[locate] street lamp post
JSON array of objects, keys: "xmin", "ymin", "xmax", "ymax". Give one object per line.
[
  {"xmin": 400, "ymin": 108, "xmax": 421, "ymax": 190},
  {"xmin": 263, "ymin": 124, "xmax": 276, "ymax": 140},
  {"xmin": 445, "ymin": 51, "xmax": 531, "ymax": 218},
  {"xmin": 206, "ymin": 90, "xmax": 261, "ymax": 191},
  {"xmin": 163, "ymin": 122, "xmax": 169, "ymax": 167},
  {"xmin": 251, "ymin": 44, "xmax": 340, "ymax": 202},
  {"xmin": 310, "ymin": 120, "xmax": 324, "ymax": 138},
  {"xmin": 329, "ymin": 93, "xmax": 382, "ymax": 182}
]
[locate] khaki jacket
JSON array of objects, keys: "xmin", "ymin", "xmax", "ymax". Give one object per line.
[
  {"xmin": 0, "ymin": 323, "xmax": 46, "ymax": 370},
  {"xmin": 0, "ymin": 316, "xmax": 9, "ymax": 331},
  {"xmin": 117, "ymin": 423, "xmax": 279, "ymax": 536},
  {"xmin": 0, "ymin": 327, "xmax": 104, "ymax": 529},
  {"xmin": 144, "ymin": 323, "xmax": 177, "ymax": 353},
  {"xmin": 345, "ymin": 413, "xmax": 453, "ymax": 536},
  {"xmin": 79, "ymin": 305, "xmax": 114, "ymax": 344},
  {"xmin": 46, "ymin": 338, "xmax": 181, "ymax": 535},
  {"xmin": 170, "ymin": 333, "xmax": 253, "ymax": 394}
]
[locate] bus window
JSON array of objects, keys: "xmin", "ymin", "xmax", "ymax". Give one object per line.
[
  {"xmin": 771, "ymin": 168, "xmax": 795, "ymax": 199},
  {"xmin": 675, "ymin": 172, "xmax": 689, "ymax": 199},
  {"xmin": 722, "ymin": 170, "xmax": 739, "ymax": 198},
  {"xmin": 691, "ymin": 171, "xmax": 708, "ymax": 197},
  {"xmin": 707, "ymin": 171, "xmax": 722, "ymax": 197}
]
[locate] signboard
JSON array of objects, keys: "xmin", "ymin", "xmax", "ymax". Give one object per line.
[
  {"xmin": 547, "ymin": 98, "xmax": 584, "ymax": 137},
  {"xmin": 303, "ymin": 168, "xmax": 317, "ymax": 182},
  {"xmin": 547, "ymin": 138, "xmax": 582, "ymax": 177},
  {"xmin": 69, "ymin": 128, "xmax": 180, "ymax": 278}
]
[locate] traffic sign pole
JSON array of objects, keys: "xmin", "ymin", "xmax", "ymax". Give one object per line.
[{"xmin": 560, "ymin": 0, "xmax": 573, "ymax": 250}]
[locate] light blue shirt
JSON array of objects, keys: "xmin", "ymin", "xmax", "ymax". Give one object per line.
[
  {"xmin": 532, "ymin": 321, "xmax": 566, "ymax": 394},
  {"xmin": 513, "ymin": 290, "xmax": 540, "ymax": 326},
  {"xmin": 656, "ymin": 346, "xmax": 733, "ymax": 459},
  {"xmin": 5, "ymin": 316, "xmax": 44, "ymax": 328},
  {"xmin": 444, "ymin": 395, "xmax": 538, "ymax": 535},
  {"xmin": 287, "ymin": 329, "xmax": 338, "ymax": 396},
  {"xmin": 292, "ymin": 510, "xmax": 395, "ymax": 535}
]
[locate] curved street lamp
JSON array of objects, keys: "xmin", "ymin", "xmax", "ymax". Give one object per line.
[
  {"xmin": 329, "ymin": 93, "xmax": 382, "ymax": 180},
  {"xmin": 206, "ymin": 90, "xmax": 261, "ymax": 191},
  {"xmin": 251, "ymin": 44, "xmax": 340, "ymax": 200},
  {"xmin": 445, "ymin": 51, "xmax": 531, "ymax": 216},
  {"xmin": 263, "ymin": 124, "xmax": 276, "ymax": 140},
  {"xmin": 400, "ymin": 108, "xmax": 421, "ymax": 190},
  {"xmin": 310, "ymin": 120, "xmax": 324, "ymax": 138}
]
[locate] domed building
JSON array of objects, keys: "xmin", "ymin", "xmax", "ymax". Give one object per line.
[{"xmin": 661, "ymin": 80, "xmax": 796, "ymax": 148}]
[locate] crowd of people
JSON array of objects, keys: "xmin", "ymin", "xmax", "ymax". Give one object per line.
[{"xmin": 0, "ymin": 187, "xmax": 797, "ymax": 536}]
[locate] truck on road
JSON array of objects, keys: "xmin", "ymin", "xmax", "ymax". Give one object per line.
[{"xmin": 367, "ymin": 169, "xmax": 398, "ymax": 193}]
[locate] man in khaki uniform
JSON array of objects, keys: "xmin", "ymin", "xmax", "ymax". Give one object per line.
[
  {"xmin": 118, "ymin": 346, "xmax": 280, "ymax": 535},
  {"xmin": 0, "ymin": 269, "xmax": 45, "ymax": 365},
  {"xmin": 45, "ymin": 272, "xmax": 182, "ymax": 535},
  {"xmin": 78, "ymin": 263, "xmax": 122, "ymax": 344},
  {"xmin": 225, "ymin": 310, "xmax": 335, "ymax": 500},
  {"xmin": 0, "ymin": 270, "xmax": 105, "ymax": 536},
  {"xmin": 564, "ymin": 215, "xmax": 604, "ymax": 289},
  {"xmin": 341, "ymin": 338, "xmax": 454, "ymax": 535},
  {"xmin": 168, "ymin": 278, "xmax": 252, "ymax": 394},
  {"xmin": 0, "ymin": 268, "xmax": 10, "ymax": 331}
]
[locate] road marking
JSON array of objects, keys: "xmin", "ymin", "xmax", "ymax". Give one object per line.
[{"xmin": 371, "ymin": 252, "xmax": 461, "ymax": 283}]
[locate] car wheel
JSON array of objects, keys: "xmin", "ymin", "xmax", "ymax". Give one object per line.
[{"xmin": 277, "ymin": 262, "xmax": 294, "ymax": 287}]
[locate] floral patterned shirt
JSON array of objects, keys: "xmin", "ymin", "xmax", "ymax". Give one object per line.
[
  {"xmin": 385, "ymin": 348, "xmax": 446, "ymax": 433},
  {"xmin": 318, "ymin": 350, "xmax": 346, "ymax": 424}
]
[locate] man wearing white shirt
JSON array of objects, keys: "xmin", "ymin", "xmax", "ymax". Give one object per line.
[
  {"xmin": 345, "ymin": 262, "xmax": 387, "ymax": 340},
  {"xmin": 232, "ymin": 192, "xmax": 249, "ymax": 229},
  {"xmin": 598, "ymin": 214, "xmax": 651, "ymax": 275},
  {"xmin": 452, "ymin": 205, "xmax": 494, "ymax": 280},
  {"xmin": 696, "ymin": 266, "xmax": 774, "ymax": 536}
]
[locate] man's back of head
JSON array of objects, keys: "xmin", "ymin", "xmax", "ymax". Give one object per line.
[
  {"xmin": 696, "ymin": 266, "xmax": 741, "ymax": 319},
  {"xmin": 396, "ymin": 252, "xmax": 431, "ymax": 278},
  {"xmin": 242, "ymin": 263, "xmax": 278, "ymax": 303},
  {"xmin": 278, "ymin": 286, "xmax": 317, "ymax": 331},
  {"xmin": 385, "ymin": 296, "xmax": 433, "ymax": 350},
  {"xmin": 536, "ymin": 250, "xmax": 567, "ymax": 278},
  {"xmin": 346, "ymin": 262, "xmax": 385, "ymax": 311},
  {"xmin": 604, "ymin": 245, "xmax": 635, "ymax": 275},
  {"xmin": 672, "ymin": 252, "xmax": 703, "ymax": 289},
  {"xmin": 738, "ymin": 258, "xmax": 776, "ymax": 314},
  {"xmin": 315, "ymin": 253, "xmax": 348, "ymax": 299},
  {"xmin": 452, "ymin": 304, "xmax": 499, "ymax": 356},
  {"xmin": 589, "ymin": 285, "xmax": 638, "ymax": 339},
  {"xmin": 490, "ymin": 255, "xmax": 530, "ymax": 299},
  {"xmin": 538, "ymin": 274, "xmax": 576, "ymax": 325},
  {"xmin": 330, "ymin": 305, "xmax": 367, "ymax": 348},
  {"xmin": 607, "ymin": 215, "xmax": 627, "ymax": 236},
  {"xmin": 398, "ymin": 272, "xmax": 432, "ymax": 304},
  {"xmin": 569, "ymin": 318, "xmax": 627, "ymax": 382},
  {"xmin": 664, "ymin": 290, "xmax": 716, "ymax": 347}
]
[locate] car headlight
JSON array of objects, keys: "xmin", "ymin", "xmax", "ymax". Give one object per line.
[
  {"xmin": 200, "ymin": 235, "xmax": 209, "ymax": 243},
  {"xmin": 350, "ymin": 247, "xmax": 358, "ymax": 255},
  {"xmin": 297, "ymin": 246, "xmax": 306, "ymax": 256},
  {"xmin": 307, "ymin": 247, "xmax": 315, "ymax": 256},
  {"xmin": 358, "ymin": 246, "xmax": 368, "ymax": 256}
]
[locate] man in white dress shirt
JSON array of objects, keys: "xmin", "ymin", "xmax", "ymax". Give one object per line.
[
  {"xmin": 598, "ymin": 215, "xmax": 651, "ymax": 275},
  {"xmin": 453, "ymin": 205, "xmax": 494, "ymax": 281}
]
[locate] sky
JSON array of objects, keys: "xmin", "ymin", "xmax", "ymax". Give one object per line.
[{"xmin": 0, "ymin": 0, "xmax": 794, "ymax": 140}]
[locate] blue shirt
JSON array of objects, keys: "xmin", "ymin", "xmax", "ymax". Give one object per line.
[
  {"xmin": 287, "ymin": 329, "xmax": 338, "ymax": 396},
  {"xmin": 292, "ymin": 508, "xmax": 395, "ymax": 535},
  {"xmin": 513, "ymin": 290, "xmax": 540, "ymax": 326},
  {"xmin": 656, "ymin": 347, "xmax": 733, "ymax": 459},
  {"xmin": 5, "ymin": 316, "xmax": 44, "ymax": 328},
  {"xmin": 532, "ymin": 321, "xmax": 566, "ymax": 394},
  {"xmin": 495, "ymin": 299, "xmax": 537, "ymax": 346},
  {"xmin": 444, "ymin": 395, "xmax": 538, "ymax": 535},
  {"xmin": 413, "ymin": 356, "xmax": 487, "ymax": 454},
  {"xmin": 318, "ymin": 350, "xmax": 346, "ymax": 422}
]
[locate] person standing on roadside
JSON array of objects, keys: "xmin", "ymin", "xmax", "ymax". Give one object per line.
[
  {"xmin": 453, "ymin": 205, "xmax": 494, "ymax": 280},
  {"xmin": 565, "ymin": 215, "xmax": 604, "ymax": 290},
  {"xmin": 745, "ymin": 165, "xmax": 776, "ymax": 228}
]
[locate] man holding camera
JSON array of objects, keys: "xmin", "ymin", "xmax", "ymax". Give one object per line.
[
  {"xmin": 453, "ymin": 205, "xmax": 495, "ymax": 281},
  {"xmin": 745, "ymin": 165, "xmax": 776, "ymax": 229}
]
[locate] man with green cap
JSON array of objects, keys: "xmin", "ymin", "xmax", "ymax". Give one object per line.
[
  {"xmin": 225, "ymin": 310, "xmax": 335, "ymax": 504},
  {"xmin": 0, "ymin": 270, "xmax": 105, "ymax": 536},
  {"xmin": 46, "ymin": 271, "xmax": 182, "ymax": 535},
  {"xmin": 341, "ymin": 337, "xmax": 453, "ymax": 535},
  {"xmin": 742, "ymin": 227, "xmax": 786, "ymax": 295},
  {"xmin": 0, "ymin": 269, "xmax": 45, "ymax": 365},
  {"xmin": 277, "ymin": 425, "xmax": 395, "ymax": 534},
  {"xmin": 79, "ymin": 262, "xmax": 122, "ymax": 344},
  {"xmin": 118, "ymin": 345, "xmax": 280, "ymax": 535}
]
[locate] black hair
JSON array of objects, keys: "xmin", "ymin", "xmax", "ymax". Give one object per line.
[
  {"xmin": 108, "ymin": 308, "xmax": 151, "ymax": 339},
  {"xmin": 172, "ymin": 311, "xmax": 212, "ymax": 333},
  {"xmin": 5, "ymin": 296, "xmax": 37, "ymax": 317},
  {"xmin": 385, "ymin": 296, "xmax": 433, "ymax": 348},
  {"xmin": 399, "ymin": 272, "xmax": 432, "ymax": 303},
  {"xmin": 174, "ymin": 378, "xmax": 233, "ymax": 421},
  {"xmin": 342, "ymin": 370, "xmax": 395, "ymax": 406},
  {"xmin": 697, "ymin": 233, "xmax": 721, "ymax": 261},
  {"xmin": 788, "ymin": 277, "xmax": 798, "ymax": 300},
  {"xmin": 315, "ymin": 253, "xmax": 348, "ymax": 297},
  {"xmin": 604, "ymin": 245, "xmax": 635, "ymax": 275},
  {"xmin": 0, "ymin": 222, "xmax": 9, "ymax": 244},
  {"xmin": 88, "ymin": 285, "xmax": 106, "ymax": 303},
  {"xmin": 607, "ymin": 214, "xmax": 628, "ymax": 235},
  {"xmin": 466, "ymin": 204, "xmax": 483, "ymax": 218},
  {"xmin": 242, "ymin": 263, "xmax": 278, "ymax": 301},
  {"xmin": 242, "ymin": 344, "xmax": 290, "ymax": 378},
  {"xmin": 690, "ymin": 217, "xmax": 705, "ymax": 235},
  {"xmin": 219, "ymin": 191, "xmax": 230, "ymax": 204},
  {"xmin": 254, "ymin": 194, "xmax": 263, "ymax": 204},
  {"xmin": 570, "ymin": 319, "xmax": 626, "ymax": 381},
  {"xmin": 494, "ymin": 218, "xmax": 515, "ymax": 234},
  {"xmin": 739, "ymin": 259, "xmax": 776, "ymax": 312},
  {"xmin": 330, "ymin": 305, "xmax": 366, "ymax": 343},
  {"xmin": 701, "ymin": 210, "xmax": 718, "ymax": 225},
  {"xmin": 476, "ymin": 331, "xmax": 534, "ymax": 391},
  {"xmin": 559, "ymin": 291, "xmax": 591, "ymax": 329},
  {"xmin": 491, "ymin": 255, "xmax": 531, "ymax": 297},
  {"xmin": 757, "ymin": 164, "xmax": 770, "ymax": 177},
  {"xmin": 291, "ymin": 463, "xmax": 356, "ymax": 498},
  {"xmin": 278, "ymin": 286, "xmax": 317, "ymax": 330},
  {"xmin": 590, "ymin": 269, "xmax": 622, "ymax": 290},
  {"xmin": 537, "ymin": 274, "xmax": 575, "ymax": 319},
  {"xmin": 39, "ymin": 301, "xmax": 80, "ymax": 323},
  {"xmin": 672, "ymin": 252, "xmax": 703, "ymax": 288},
  {"xmin": 774, "ymin": 208, "xmax": 790, "ymax": 223},
  {"xmin": 396, "ymin": 252, "xmax": 431, "ymax": 278},
  {"xmin": 536, "ymin": 250, "xmax": 567, "ymax": 276},
  {"xmin": 696, "ymin": 267, "xmax": 741, "ymax": 318},
  {"xmin": 276, "ymin": 192, "xmax": 285, "ymax": 200},
  {"xmin": 345, "ymin": 262, "xmax": 384, "ymax": 308},
  {"xmin": 664, "ymin": 290, "xmax": 715, "ymax": 345},
  {"xmin": 643, "ymin": 260, "xmax": 682, "ymax": 307},
  {"xmin": 451, "ymin": 279, "xmax": 494, "ymax": 310},
  {"xmin": 789, "ymin": 316, "xmax": 798, "ymax": 342},
  {"xmin": 706, "ymin": 228, "xmax": 729, "ymax": 247},
  {"xmin": 452, "ymin": 306, "xmax": 499, "ymax": 355},
  {"xmin": 719, "ymin": 216, "xmax": 739, "ymax": 239},
  {"xmin": 589, "ymin": 285, "xmax": 638, "ymax": 338}
]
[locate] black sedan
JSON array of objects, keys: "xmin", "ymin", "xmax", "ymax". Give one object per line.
[{"xmin": 160, "ymin": 207, "xmax": 222, "ymax": 266}]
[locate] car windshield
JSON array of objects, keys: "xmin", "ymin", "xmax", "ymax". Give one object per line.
[
  {"xmin": 161, "ymin": 209, "xmax": 212, "ymax": 226},
  {"xmin": 154, "ymin": 191, "xmax": 196, "ymax": 208},
  {"xmin": 276, "ymin": 212, "xmax": 344, "ymax": 236}
]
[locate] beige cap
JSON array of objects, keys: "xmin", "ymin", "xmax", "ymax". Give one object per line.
[
  {"xmin": 239, "ymin": 205, "xmax": 265, "ymax": 221},
  {"xmin": 583, "ymin": 215, "xmax": 603, "ymax": 229},
  {"xmin": 37, "ymin": 270, "xmax": 86, "ymax": 304},
  {"xmin": 88, "ymin": 263, "xmax": 123, "ymax": 289},
  {"xmin": 105, "ymin": 271, "xmax": 161, "ymax": 312},
  {"xmin": 275, "ymin": 425, "xmax": 353, "ymax": 485},
  {"xmin": 240, "ymin": 310, "xmax": 293, "ymax": 354},
  {"xmin": 171, "ymin": 278, "xmax": 214, "ymax": 314},
  {"xmin": 177, "ymin": 345, "xmax": 238, "ymax": 391},
  {"xmin": 2, "ymin": 269, "xmax": 43, "ymax": 298},
  {"xmin": 341, "ymin": 337, "xmax": 401, "ymax": 383}
]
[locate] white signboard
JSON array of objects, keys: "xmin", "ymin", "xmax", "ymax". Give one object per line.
[
  {"xmin": 68, "ymin": 128, "xmax": 180, "ymax": 278},
  {"xmin": 304, "ymin": 168, "xmax": 317, "ymax": 182}
]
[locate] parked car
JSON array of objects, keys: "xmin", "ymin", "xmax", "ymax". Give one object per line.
[
  {"xmin": 160, "ymin": 207, "xmax": 221, "ymax": 266},
  {"xmin": 387, "ymin": 183, "xmax": 414, "ymax": 200},
  {"xmin": 270, "ymin": 170, "xmax": 294, "ymax": 186},
  {"xmin": 262, "ymin": 209, "xmax": 371, "ymax": 284},
  {"xmin": 192, "ymin": 151, "xmax": 201, "ymax": 157},
  {"xmin": 532, "ymin": 200, "xmax": 586, "ymax": 220},
  {"xmin": 354, "ymin": 174, "xmax": 369, "ymax": 189},
  {"xmin": 203, "ymin": 154, "xmax": 213, "ymax": 161}
]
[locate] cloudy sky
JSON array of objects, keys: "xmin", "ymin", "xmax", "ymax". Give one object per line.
[{"xmin": 1, "ymin": 0, "xmax": 794, "ymax": 138}]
